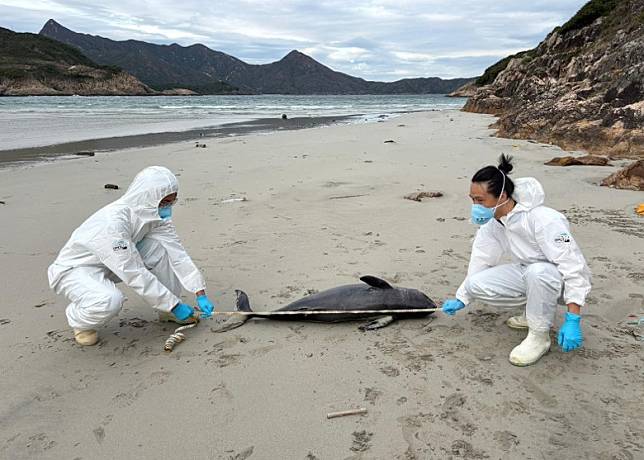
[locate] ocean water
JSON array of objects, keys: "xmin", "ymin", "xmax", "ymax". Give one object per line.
[{"xmin": 0, "ymin": 94, "xmax": 466, "ymax": 150}]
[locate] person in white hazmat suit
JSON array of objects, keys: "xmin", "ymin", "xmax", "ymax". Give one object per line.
[
  {"xmin": 48, "ymin": 166, "xmax": 215, "ymax": 346},
  {"xmin": 441, "ymin": 155, "xmax": 591, "ymax": 366}
]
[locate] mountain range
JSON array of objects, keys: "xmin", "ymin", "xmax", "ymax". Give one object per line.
[{"xmin": 39, "ymin": 19, "xmax": 473, "ymax": 95}]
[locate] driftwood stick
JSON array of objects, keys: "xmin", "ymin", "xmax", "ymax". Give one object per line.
[{"xmin": 327, "ymin": 408, "xmax": 368, "ymax": 419}]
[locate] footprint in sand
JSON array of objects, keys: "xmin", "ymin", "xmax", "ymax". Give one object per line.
[
  {"xmin": 26, "ymin": 433, "xmax": 56, "ymax": 453},
  {"xmin": 449, "ymin": 440, "xmax": 488, "ymax": 459},
  {"xmin": 209, "ymin": 383, "xmax": 234, "ymax": 404},
  {"xmin": 228, "ymin": 446, "xmax": 254, "ymax": 460},
  {"xmin": 112, "ymin": 371, "xmax": 171, "ymax": 407},
  {"xmin": 93, "ymin": 427, "xmax": 105, "ymax": 444},
  {"xmin": 210, "ymin": 354, "xmax": 242, "ymax": 368},
  {"xmin": 364, "ymin": 387, "xmax": 383, "ymax": 405},
  {"xmin": 379, "ymin": 366, "xmax": 400, "ymax": 377},
  {"xmin": 350, "ymin": 430, "xmax": 373, "ymax": 453},
  {"xmin": 493, "ymin": 430, "xmax": 519, "ymax": 451}
]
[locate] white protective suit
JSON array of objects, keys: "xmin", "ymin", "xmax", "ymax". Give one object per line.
[
  {"xmin": 48, "ymin": 166, "xmax": 206, "ymax": 330},
  {"xmin": 455, "ymin": 177, "xmax": 591, "ymax": 332}
]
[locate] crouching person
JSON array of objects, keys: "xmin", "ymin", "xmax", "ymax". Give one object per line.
[
  {"xmin": 48, "ymin": 166, "xmax": 215, "ymax": 346},
  {"xmin": 442, "ymin": 155, "xmax": 591, "ymax": 366}
]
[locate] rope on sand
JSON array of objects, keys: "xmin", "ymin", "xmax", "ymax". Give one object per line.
[{"xmin": 163, "ymin": 322, "xmax": 198, "ymax": 352}]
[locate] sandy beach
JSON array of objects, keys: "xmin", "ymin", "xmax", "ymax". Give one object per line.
[{"xmin": 0, "ymin": 111, "xmax": 642, "ymax": 459}]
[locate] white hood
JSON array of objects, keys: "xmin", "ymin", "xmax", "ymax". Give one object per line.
[
  {"xmin": 512, "ymin": 177, "xmax": 545, "ymax": 211},
  {"xmin": 117, "ymin": 166, "xmax": 179, "ymax": 223}
]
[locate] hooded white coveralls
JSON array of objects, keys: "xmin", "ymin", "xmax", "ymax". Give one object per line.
[
  {"xmin": 48, "ymin": 166, "xmax": 206, "ymax": 330},
  {"xmin": 455, "ymin": 177, "xmax": 591, "ymax": 332}
]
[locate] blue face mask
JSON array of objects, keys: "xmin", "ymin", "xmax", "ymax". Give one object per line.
[
  {"xmin": 471, "ymin": 204, "xmax": 495, "ymax": 225},
  {"xmin": 159, "ymin": 206, "xmax": 172, "ymax": 220}
]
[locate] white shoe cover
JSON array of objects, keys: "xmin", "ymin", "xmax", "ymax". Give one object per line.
[
  {"xmin": 73, "ymin": 329, "xmax": 98, "ymax": 346},
  {"xmin": 509, "ymin": 330, "xmax": 550, "ymax": 366},
  {"xmin": 506, "ymin": 312, "xmax": 528, "ymax": 329}
]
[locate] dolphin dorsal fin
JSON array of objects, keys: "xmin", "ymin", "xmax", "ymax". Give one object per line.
[{"xmin": 360, "ymin": 275, "xmax": 393, "ymax": 289}]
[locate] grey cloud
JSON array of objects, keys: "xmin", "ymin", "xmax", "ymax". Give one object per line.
[{"xmin": 0, "ymin": 0, "xmax": 589, "ymax": 79}]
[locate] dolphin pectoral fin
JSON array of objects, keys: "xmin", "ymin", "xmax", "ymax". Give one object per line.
[
  {"xmin": 359, "ymin": 315, "xmax": 395, "ymax": 331},
  {"xmin": 210, "ymin": 315, "xmax": 247, "ymax": 333},
  {"xmin": 359, "ymin": 275, "xmax": 394, "ymax": 289},
  {"xmin": 210, "ymin": 290, "xmax": 253, "ymax": 332}
]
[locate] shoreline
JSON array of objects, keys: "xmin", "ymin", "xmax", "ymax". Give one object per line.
[
  {"xmin": 0, "ymin": 114, "xmax": 356, "ymax": 167},
  {"xmin": 0, "ymin": 107, "xmax": 452, "ymax": 168}
]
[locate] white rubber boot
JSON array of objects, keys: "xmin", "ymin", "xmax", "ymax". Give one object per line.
[
  {"xmin": 158, "ymin": 311, "xmax": 199, "ymax": 325},
  {"xmin": 506, "ymin": 312, "xmax": 528, "ymax": 329},
  {"xmin": 509, "ymin": 330, "xmax": 551, "ymax": 367},
  {"xmin": 73, "ymin": 329, "xmax": 98, "ymax": 346}
]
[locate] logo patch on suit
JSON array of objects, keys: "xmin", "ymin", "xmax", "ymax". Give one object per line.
[
  {"xmin": 112, "ymin": 239, "xmax": 129, "ymax": 252},
  {"xmin": 554, "ymin": 232, "xmax": 571, "ymax": 245}
]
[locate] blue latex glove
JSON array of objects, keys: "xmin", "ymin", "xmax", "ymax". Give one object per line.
[
  {"xmin": 196, "ymin": 295, "xmax": 215, "ymax": 319},
  {"xmin": 171, "ymin": 303, "xmax": 195, "ymax": 321},
  {"xmin": 558, "ymin": 312, "xmax": 583, "ymax": 352},
  {"xmin": 442, "ymin": 299, "xmax": 465, "ymax": 316}
]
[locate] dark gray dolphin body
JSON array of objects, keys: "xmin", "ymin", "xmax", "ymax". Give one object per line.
[{"xmin": 232, "ymin": 275, "xmax": 437, "ymax": 330}]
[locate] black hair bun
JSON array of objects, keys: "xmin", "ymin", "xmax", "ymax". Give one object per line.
[{"xmin": 498, "ymin": 153, "xmax": 514, "ymax": 174}]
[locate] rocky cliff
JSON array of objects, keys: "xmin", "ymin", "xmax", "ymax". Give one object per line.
[
  {"xmin": 0, "ymin": 27, "xmax": 154, "ymax": 96},
  {"xmin": 463, "ymin": 0, "xmax": 644, "ymax": 158}
]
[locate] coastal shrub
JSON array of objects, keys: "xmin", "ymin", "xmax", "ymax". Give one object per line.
[
  {"xmin": 475, "ymin": 50, "xmax": 534, "ymax": 86},
  {"xmin": 560, "ymin": 0, "xmax": 620, "ymax": 33},
  {"xmin": 99, "ymin": 64, "xmax": 123, "ymax": 76},
  {"xmin": 152, "ymin": 81, "xmax": 240, "ymax": 94}
]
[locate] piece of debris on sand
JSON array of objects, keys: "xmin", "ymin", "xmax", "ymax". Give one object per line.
[
  {"xmin": 636, "ymin": 203, "xmax": 644, "ymax": 216},
  {"xmin": 404, "ymin": 191, "xmax": 444, "ymax": 202},
  {"xmin": 221, "ymin": 197, "xmax": 248, "ymax": 204},
  {"xmin": 545, "ymin": 155, "xmax": 609, "ymax": 166},
  {"xmin": 601, "ymin": 160, "xmax": 644, "ymax": 191}
]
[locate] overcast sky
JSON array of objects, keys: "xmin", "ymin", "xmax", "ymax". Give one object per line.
[{"xmin": 1, "ymin": 0, "xmax": 588, "ymax": 81}]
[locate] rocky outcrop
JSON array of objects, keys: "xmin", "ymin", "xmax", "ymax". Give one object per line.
[
  {"xmin": 463, "ymin": 0, "xmax": 644, "ymax": 159},
  {"xmin": 0, "ymin": 27, "xmax": 154, "ymax": 96},
  {"xmin": 600, "ymin": 160, "xmax": 644, "ymax": 190},
  {"xmin": 545, "ymin": 155, "xmax": 610, "ymax": 166},
  {"xmin": 160, "ymin": 88, "xmax": 198, "ymax": 96},
  {"xmin": 0, "ymin": 66, "xmax": 154, "ymax": 96},
  {"xmin": 447, "ymin": 81, "xmax": 478, "ymax": 97}
]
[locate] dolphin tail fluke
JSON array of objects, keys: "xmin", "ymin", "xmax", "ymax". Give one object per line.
[{"xmin": 235, "ymin": 290, "xmax": 253, "ymax": 313}]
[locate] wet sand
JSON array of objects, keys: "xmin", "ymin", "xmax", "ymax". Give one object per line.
[
  {"xmin": 0, "ymin": 111, "xmax": 642, "ymax": 459},
  {"xmin": 0, "ymin": 114, "xmax": 355, "ymax": 166}
]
